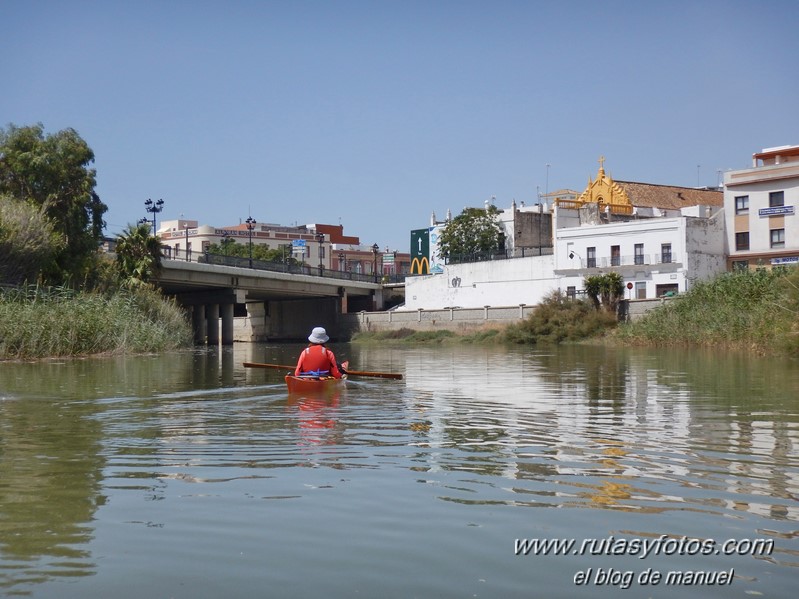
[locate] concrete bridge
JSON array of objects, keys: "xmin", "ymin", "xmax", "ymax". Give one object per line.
[{"xmin": 154, "ymin": 258, "xmax": 387, "ymax": 344}]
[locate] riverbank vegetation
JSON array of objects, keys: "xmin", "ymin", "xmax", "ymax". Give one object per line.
[
  {"xmin": 351, "ymin": 291, "xmax": 618, "ymax": 345},
  {"xmin": 1, "ymin": 123, "xmax": 194, "ymax": 360},
  {"xmin": 614, "ymin": 267, "xmax": 798, "ymax": 355},
  {"xmin": 0, "ymin": 284, "xmax": 192, "ymax": 360},
  {"xmin": 353, "ymin": 268, "xmax": 798, "ymax": 357}
]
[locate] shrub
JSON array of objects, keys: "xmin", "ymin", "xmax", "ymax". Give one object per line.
[
  {"xmin": 615, "ymin": 268, "xmax": 797, "ymax": 355},
  {"xmin": 501, "ymin": 291, "xmax": 618, "ymax": 344},
  {"xmin": 0, "ymin": 284, "xmax": 192, "ymax": 359}
]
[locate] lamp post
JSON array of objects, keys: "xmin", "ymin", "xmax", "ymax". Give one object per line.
[
  {"xmin": 144, "ymin": 198, "xmax": 164, "ymax": 233},
  {"xmin": 184, "ymin": 223, "xmax": 190, "ymax": 262},
  {"xmin": 316, "ymin": 232, "xmax": 325, "ymax": 276},
  {"xmin": 245, "ymin": 216, "xmax": 256, "ymax": 268},
  {"xmin": 222, "ymin": 233, "xmax": 230, "ymax": 256},
  {"xmin": 338, "ymin": 252, "xmax": 345, "ymax": 272},
  {"xmin": 372, "ymin": 243, "xmax": 380, "ymax": 282}
]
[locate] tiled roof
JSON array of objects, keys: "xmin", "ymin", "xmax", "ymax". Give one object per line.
[{"xmin": 614, "ymin": 181, "xmax": 723, "ymax": 209}]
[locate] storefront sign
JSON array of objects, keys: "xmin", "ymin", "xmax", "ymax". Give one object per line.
[{"xmin": 759, "ymin": 205, "xmax": 794, "ymax": 216}]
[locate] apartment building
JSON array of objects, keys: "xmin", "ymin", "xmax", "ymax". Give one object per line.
[
  {"xmin": 724, "ymin": 145, "xmax": 799, "ymax": 270},
  {"xmin": 553, "ymin": 160, "xmax": 726, "ymax": 298}
]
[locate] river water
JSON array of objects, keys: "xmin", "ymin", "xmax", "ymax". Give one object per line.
[{"xmin": 1, "ymin": 343, "xmax": 797, "ymax": 598}]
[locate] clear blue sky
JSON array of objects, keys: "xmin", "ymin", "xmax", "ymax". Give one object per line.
[{"xmin": 2, "ymin": 0, "xmax": 797, "ymax": 252}]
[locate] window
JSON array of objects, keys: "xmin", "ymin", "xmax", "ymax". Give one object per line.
[
  {"xmin": 634, "ymin": 244, "xmax": 644, "ymax": 265},
  {"xmin": 769, "ymin": 191, "xmax": 785, "ymax": 207},
  {"xmin": 656, "ymin": 284, "xmax": 679, "ymax": 297},
  {"xmin": 735, "ymin": 232, "xmax": 750, "ymax": 251},
  {"xmin": 735, "ymin": 195, "xmax": 749, "ymax": 215},
  {"xmin": 771, "ymin": 228, "xmax": 785, "ymax": 249},
  {"xmin": 661, "ymin": 243, "xmax": 672, "ymax": 264},
  {"xmin": 732, "ymin": 260, "xmax": 749, "ymax": 271},
  {"xmin": 586, "ymin": 247, "xmax": 596, "ymax": 268},
  {"xmin": 610, "ymin": 245, "xmax": 620, "ymax": 266},
  {"xmin": 566, "ymin": 286, "xmax": 576, "ymax": 299},
  {"xmin": 635, "ymin": 281, "xmax": 646, "ymax": 299}
]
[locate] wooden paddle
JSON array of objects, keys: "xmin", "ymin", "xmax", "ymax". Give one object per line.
[{"xmin": 243, "ymin": 362, "xmax": 403, "ymax": 380}]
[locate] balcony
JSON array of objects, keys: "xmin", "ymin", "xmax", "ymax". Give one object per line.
[{"xmin": 565, "ymin": 253, "xmax": 680, "ymax": 270}]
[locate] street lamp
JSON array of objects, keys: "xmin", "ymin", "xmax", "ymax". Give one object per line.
[
  {"xmin": 184, "ymin": 223, "xmax": 190, "ymax": 261},
  {"xmin": 316, "ymin": 232, "xmax": 325, "ymax": 276},
  {"xmin": 372, "ymin": 243, "xmax": 380, "ymax": 282},
  {"xmin": 144, "ymin": 198, "xmax": 164, "ymax": 232},
  {"xmin": 338, "ymin": 252, "xmax": 345, "ymax": 272},
  {"xmin": 222, "ymin": 233, "xmax": 230, "ymax": 256},
  {"xmin": 245, "ymin": 216, "xmax": 256, "ymax": 268}
]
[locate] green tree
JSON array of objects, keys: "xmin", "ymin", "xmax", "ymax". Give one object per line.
[
  {"xmin": 115, "ymin": 223, "xmax": 164, "ymax": 287},
  {"xmin": 437, "ymin": 205, "xmax": 505, "ymax": 263},
  {"xmin": 584, "ymin": 272, "xmax": 624, "ymax": 313},
  {"xmin": 206, "ymin": 241, "xmax": 301, "ymax": 266},
  {"xmin": 0, "ymin": 123, "xmax": 108, "ymax": 284},
  {"xmin": 0, "ymin": 194, "xmax": 63, "ymax": 285},
  {"xmin": 584, "ymin": 275, "xmax": 602, "ymax": 310}
]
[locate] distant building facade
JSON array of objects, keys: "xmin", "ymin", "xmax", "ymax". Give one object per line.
[
  {"xmin": 553, "ymin": 159, "xmax": 726, "ymax": 299},
  {"xmin": 723, "ymin": 145, "xmax": 799, "ymax": 270},
  {"xmin": 405, "ymin": 158, "xmax": 726, "ymax": 309},
  {"xmin": 156, "ymin": 219, "xmax": 410, "ymax": 277}
]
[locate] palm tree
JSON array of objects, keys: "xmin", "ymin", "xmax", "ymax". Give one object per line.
[
  {"xmin": 115, "ymin": 223, "xmax": 164, "ymax": 287},
  {"xmin": 584, "ymin": 272, "xmax": 624, "ymax": 312}
]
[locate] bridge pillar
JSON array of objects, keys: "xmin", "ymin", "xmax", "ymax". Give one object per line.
[
  {"xmin": 192, "ymin": 304, "xmax": 206, "ymax": 344},
  {"xmin": 221, "ymin": 303, "xmax": 234, "ymax": 345},
  {"xmin": 206, "ymin": 303, "xmax": 220, "ymax": 345}
]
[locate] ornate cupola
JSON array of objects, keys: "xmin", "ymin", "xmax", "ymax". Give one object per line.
[{"xmin": 559, "ymin": 156, "xmax": 634, "ymax": 216}]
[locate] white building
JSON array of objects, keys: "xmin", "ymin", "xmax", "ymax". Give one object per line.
[
  {"xmin": 404, "ymin": 160, "xmax": 726, "ymax": 309},
  {"xmin": 724, "ymin": 145, "xmax": 799, "ymax": 270},
  {"xmin": 554, "ymin": 204, "xmax": 726, "ymax": 300}
]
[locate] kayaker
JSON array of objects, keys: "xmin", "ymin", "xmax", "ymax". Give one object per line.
[{"xmin": 294, "ymin": 327, "xmax": 344, "ymax": 379}]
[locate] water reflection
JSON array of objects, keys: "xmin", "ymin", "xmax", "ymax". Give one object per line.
[
  {"xmin": 1, "ymin": 343, "xmax": 798, "ymax": 597},
  {"xmin": 287, "ymin": 389, "xmax": 345, "ymax": 447},
  {"xmin": 0, "ymin": 395, "xmax": 102, "ymax": 589},
  {"xmin": 403, "ymin": 345, "xmax": 799, "ymax": 523}
]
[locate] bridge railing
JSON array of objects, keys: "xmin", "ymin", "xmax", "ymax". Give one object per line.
[{"xmin": 165, "ymin": 249, "xmax": 404, "ymax": 284}]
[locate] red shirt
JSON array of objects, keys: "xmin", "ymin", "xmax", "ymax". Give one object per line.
[{"xmin": 294, "ymin": 345, "xmax": 342, "ymax": 378}]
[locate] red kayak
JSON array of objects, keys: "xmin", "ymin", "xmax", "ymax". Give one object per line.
[
  {"xmin": 284, "ymin": 374, "xmax": 346, "ymax": 394},
  {"xmin": 285, "ymin": 361, "xmax": 348, "ymax": 394}
]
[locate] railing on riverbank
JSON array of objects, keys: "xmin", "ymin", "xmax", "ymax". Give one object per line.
[
  {"xmin": 165, "ymin": 250, "xmax": 405, "ymax": 284},
  {"xmin": 161, "ymin": 245, "xmax": 554, "ymax": 284},
  {"xmin": 444, "ymin": 246, "xmax": 554, "ymax": 265},
  {"xmin": 348, "ymin": 296, "xmax": 678, "ymax": 334},
  {"xmin": 349, "ymin": 304, "xmax": 536, "ymax": 334}
]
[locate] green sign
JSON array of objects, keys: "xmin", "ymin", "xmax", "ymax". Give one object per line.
[{"xmin": 410, "ymin": 229, "xmax": 430, "ymax": 274}]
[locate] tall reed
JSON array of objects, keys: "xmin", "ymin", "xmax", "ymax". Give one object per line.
[
  {"xmin": 0, "ymin": 284, "xmax": 193, "ymax": 359},
  {"xmin": 615, "ymin": 268, "xmax": 799, "ymax": 355}
]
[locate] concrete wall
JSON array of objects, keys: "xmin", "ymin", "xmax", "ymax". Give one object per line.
[
  {"xmin": 404, "ymin": 254, "xmax": 558, "ymax": 310},
  {"xmin": 685, "ymin": 215, "xmax": 727, "ymax": 286},
  {"xmin": 343, "ymin": 297, "xmax": 674, "ymax": 337},
  {"xmin": 344, "ymin": 304, "xmax": 534, "ymax": 335},
  {"xmin": 622, "ymin": 297, "xmax": 678, "ymax": 322}
]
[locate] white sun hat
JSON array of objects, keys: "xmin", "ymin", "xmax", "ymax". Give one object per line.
[{"xmin": 308, "ymin": 326, "xmax": 329, "ymax": 344}]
